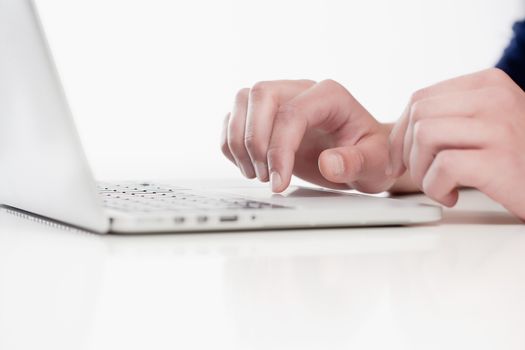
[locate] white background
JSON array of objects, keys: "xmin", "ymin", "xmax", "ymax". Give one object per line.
[{"xmin": 36, "ymin": 0, "xmax": 524, "ymax": 181}]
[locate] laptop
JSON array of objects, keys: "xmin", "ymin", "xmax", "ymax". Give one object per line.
[{"xmin": 0, "ymin": 0, "xmax": 442, "ymax": 234}]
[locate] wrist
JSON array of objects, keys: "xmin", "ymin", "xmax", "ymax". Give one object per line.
[
  {"xmin": 379, "ymin": 123, "xmax": 420, "ymax": 194},
  {"xmin": 388, "ymin": 171, "xmax": 420, "ymax": 194}
]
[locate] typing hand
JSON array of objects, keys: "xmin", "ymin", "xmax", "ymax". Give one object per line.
[
  {"xmin": 389, "ymin": 68, "xmax": 525, "ymax": 220},
  {"xmin": 221, "ymin": 80, "xmax": 395, "ymax": 193}
]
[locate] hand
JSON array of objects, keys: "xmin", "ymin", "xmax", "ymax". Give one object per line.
[
  {"xmin": 221, "ymin": 79, "xmax": 395, "ymax": 193},
  {"xmin": 389, "ymin": 68, "xmax": 525, "ymax": 219}
]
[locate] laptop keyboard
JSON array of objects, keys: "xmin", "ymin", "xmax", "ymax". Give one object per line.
[{"xmin": 97, "ymin": 182, "xmax": 289, "ymax": 213}]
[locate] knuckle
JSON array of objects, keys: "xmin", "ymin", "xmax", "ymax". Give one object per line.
[
  {"xmin": 408, "ymin": 100, "xmax": 424, "ymax": 124},
  {"xmin": 319, "ymin": 79, "xmax": 356, "ymax": 107},
  {"xmin": 319, "ymin": 78, "xmax": 339, "ymax": 87},
  {"xmin": 243, "ymin": 133, "xmax": 255, "ymax": 149},
  {"xmin": 413, "ymin": 120, "xmax": 432, "ymax": 147},
  {"xmin": 266, "ymin": 146, "xmax": 283, "ymax": 165},
  {"xmin": 243, "ymin": 133, "xmax": 263, "ymax": 157},
  {"xmin": 234, "ymin": 88, "xmax": 250, "ymax": 104},
  {"xmin": 249, "ymin": 81, "xmax": 273, "ymax": 101},
  {"xmin": 227, "ymin": 138, "xmax": 245, "ymax": 156},
  {"xmin": 409, "ymin": 88, "xmax": 429, "ymax": 105},
  {"xmin": 276, "ymin": 103, "xmax": 299, "ymax": 123},
  {"xmin": 433, "ymin": 151, "xmax": 454, "ymax": 176},
  {"xmin": 319, "ymin": 79, "xmax": 347, "ymax": 94}
]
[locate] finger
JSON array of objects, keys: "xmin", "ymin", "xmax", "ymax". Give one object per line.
[
  {"xmin": 422, "ymin": 149, "xmax": 493, "ymax": 206},
  {"xmin": 402, "ymin": 88, "xmax": 498, "ymax": 169},
  {"xmin": 245, "ymin": 80, "xmax": 314, "ymax": 182},
  {"xmin": 267, "ymin": 79, "xmax": 374, "ymax": 192},
  {"xmin": 227, "ymin": 88, "xmax": 256, "ymax": 178},
  {"xmin": 389, "ymin": 68, "xmax": 512, "ymax": 177},
  {"xmin": 220, "ymin": 113, "xmax": 236, "ymax": 165},
  {"xmin": 318, "ymin": 132, "xmax": 393, "ymax": 193},
  {"xmin": 409, "ymin": 117, "xmax": 494, "ymax": 189},
  {"xmin": 318, "ymin": 146, "xmax": 364, "ymax": 184}
]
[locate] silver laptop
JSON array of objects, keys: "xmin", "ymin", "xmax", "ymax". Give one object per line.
[{"xmin": 0, "ymin": 0, "xmax": 441, "ymax": 234}]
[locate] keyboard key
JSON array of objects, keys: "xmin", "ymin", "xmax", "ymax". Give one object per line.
[{"xmin": 97, "ymin": 182, "xmax": 289, "ymax": 213}]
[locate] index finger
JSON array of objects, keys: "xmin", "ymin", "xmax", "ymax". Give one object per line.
[
  {"xmin": 267, "ymin": 79, "xmax": 370, "ymax": 192},
  {"xmin": 244, "ymin": 80, "xmax": 315, "ymax": 181}
]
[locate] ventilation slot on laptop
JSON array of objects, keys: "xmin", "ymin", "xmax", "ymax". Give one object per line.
[
  {"xmin": 219, "ymin": 215, "xmax": 238, "ymax": 223},
  {"xmin": 174, "ymin": 217, "xmax": 185, "ymax": 224},
  {"xmin": 196, "ymin": 216, "xmax": 208, "ymax": 224}
]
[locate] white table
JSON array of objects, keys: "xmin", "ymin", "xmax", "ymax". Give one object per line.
[{"xmin": 1, "ymin": 188, "xmax": 524, "ymax": 350}]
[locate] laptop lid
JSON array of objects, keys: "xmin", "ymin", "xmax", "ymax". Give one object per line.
[{"xmin": 0, "ymin": 0, "xmax": 109, "ymax": 232}]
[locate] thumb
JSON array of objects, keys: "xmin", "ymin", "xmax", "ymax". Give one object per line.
[
  {"xmin": 318, "ymin": 134, "xmax": 394, "ymax": 193},
  {"xmin": 318, "ymin": 146, "xmax": 365, "ymax": 184}
]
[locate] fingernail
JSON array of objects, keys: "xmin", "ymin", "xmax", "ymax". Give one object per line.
[
  {"xmin": 254, "ymin": 162, "xmax": 269, "ymax": 182},
  {"xmin": 270, "ymin": 171, "xmax": 282, "ymax": 192},
  {"xmin": 327, "ymin": 152, "xmax": 344, "ymax": 176}
]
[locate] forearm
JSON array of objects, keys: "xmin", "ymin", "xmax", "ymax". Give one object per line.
[{"xmin": 496, "ymin": 20, "xmax": 525, "ymax": 91}]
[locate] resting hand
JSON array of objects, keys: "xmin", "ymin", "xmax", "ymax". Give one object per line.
[
  {"xmin": 389, "ymin": 68, "xmax": 525, "ymax": 219},
  {"xmin": 221, "ymin": 79, "xmax": 394, "ymax": 193}
]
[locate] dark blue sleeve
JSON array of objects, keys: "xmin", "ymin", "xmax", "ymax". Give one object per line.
[{"xmin": 496, "ymin": 20, "xmax": 525, "ymax": 90}]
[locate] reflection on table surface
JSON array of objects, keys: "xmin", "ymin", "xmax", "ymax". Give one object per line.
[{"xmin": 0, "ymin": 190, "xmax": 524, "ymax": 350}]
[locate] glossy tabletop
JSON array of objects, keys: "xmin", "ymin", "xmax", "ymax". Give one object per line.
[{"xmin": 0, "ymin": 187, "xmax": 524, "ymax": 350}]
